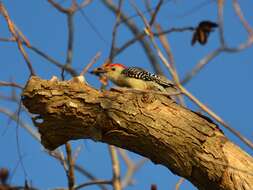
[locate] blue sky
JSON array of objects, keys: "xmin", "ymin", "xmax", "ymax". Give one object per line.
[{"xmin": 0, "ymin": 0, "xmax": 253, "ymax": 190}]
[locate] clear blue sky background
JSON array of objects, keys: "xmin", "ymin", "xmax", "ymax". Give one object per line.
[{"xmin": 0, "ymin": 0, "xmax": 253, "ymax": 190}]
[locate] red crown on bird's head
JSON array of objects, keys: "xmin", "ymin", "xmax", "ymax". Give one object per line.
[{"xmin": 104, "ymin": 63, "xmax": 127, "ymax": 69}]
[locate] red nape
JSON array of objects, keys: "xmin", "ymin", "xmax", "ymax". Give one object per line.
[{"xmin": 106, "ymin": 63, "xmax": 127, "ymax": 68}]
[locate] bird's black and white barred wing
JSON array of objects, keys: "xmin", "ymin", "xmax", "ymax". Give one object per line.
[
  {"xmin": 121, "ymin": 67, "xmax": 151, "ymax": 80},
  {"xmin": 121, "ymin": 67, "xmax": 175, "ymax": 88}
]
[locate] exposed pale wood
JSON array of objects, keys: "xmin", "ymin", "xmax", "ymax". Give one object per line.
[{"xmin": 22, "ymin": 76, "xmax": 253, "ymax": 190}]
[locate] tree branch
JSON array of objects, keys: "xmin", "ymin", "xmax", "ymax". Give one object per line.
[
  {"xmin": 65, "ymin": 142, "xmax": 75, "ymax": 190},
  {"xmin": 22, "ymin": 76, "xmax": 253, "ymax": 190},
  {"xmin": 62, "ymin": 13, "xmax": 75, "ymax": 79},
  {"xmin": 0, "ymin": 81, "xmax": 23, "ymax": 89},
  {"xmin": 108, "ymin": 146, "xmax": 121, "ymax": 190}
]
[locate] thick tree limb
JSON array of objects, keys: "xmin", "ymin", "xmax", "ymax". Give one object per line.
[{"xmin": 22, "ymin": 76, "xmax": 253, "ymax": 190}]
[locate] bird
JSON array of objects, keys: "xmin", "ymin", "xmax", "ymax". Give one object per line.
[{"xmin": 91, "ymin": 63, "xmax": 178, "ymax": 94}]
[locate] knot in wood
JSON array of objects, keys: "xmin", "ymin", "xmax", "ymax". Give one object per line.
[{"xmin": 141, "ymin": 93, "xmax": 155, "ymax": 104}]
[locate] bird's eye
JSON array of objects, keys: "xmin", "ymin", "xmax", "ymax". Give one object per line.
[{"xmin": 111, "ymin": 68, "xmax": 116, "ymax": 71}]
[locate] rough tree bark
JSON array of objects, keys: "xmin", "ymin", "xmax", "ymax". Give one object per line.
[{"xmin": 22, "ymin": 76, "xmax": 253, "ymax": 190}]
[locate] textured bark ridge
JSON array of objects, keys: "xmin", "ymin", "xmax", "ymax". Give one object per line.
[{"xmin": 22, "ymin": 76, "xmax": 253, "ymax": 190}]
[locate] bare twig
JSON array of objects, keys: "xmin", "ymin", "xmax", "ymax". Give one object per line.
[
  {"xmin": 78, "ymin": 0, "xmax": 93, "ymax": 10},
  {"xmin": 78, "ymin": 8, "xmax": 108, "ymax": 46},
  {"xmin": 62, "ymin": 13, "xmax": 75, "ymax": 80},
  {"xmin": 217, "ymin": 0, "xmax": 225, "ymax": 46},
  {"xmin": 175, "ymin": 178, "xmax": 184, "ymax": 190},
  {"xmin": 118, "ymin": 0, "xmax": 171, "ymax": 23},
  {"xmin": 115, "ymin": 32, "xmax": 146, "ymax": 55},
  {"xmin": 102, "ymin": 0, "xmax": 163, "ymax": 75},
  {"xmin": 154, "ymin": 26, "xmax": 176, "ymax": 68},
  {"xmin": 0, "ymin": 38, "xmax": 78, "ymax": 76},
  {"xmin": 47, "ymin": 0, "xmax": 70, "ymax": 13},
  {"xmin": 49, "ymin": 0, "xmax": 92, "ymax": 13},
  {"xmin": 49, "ymin": 150, "xmax": 108, "ymax": 190},
  {"xmin": 47, "ymin": 150, "xmax": 68, "ymax": 171},
  {"xmin": 80, "ymin": 52, "xmax": 101, "ymax": 76},
  {"xmin": 118, "ymin": 149, "xmax": 133, "ymax": 167},
  {"xmin": 149, "ymin": 0, "xmax": 163, "ymax": 26},
  {"xmin": 65, "ymin": 143, "xmax": 75, "ymax": 190},
  {"xmin": 122, "ymin": 158, "xmax": 147, "ymax": 188},
  {"xmin": 232, "ymin": 0, "xmax": 253, "ymax": 36},
  {"xmin": 0, "ymin": 93, "xmax": 19, "ymax": 103},
  {"xmin": 108, "ymin": 146, "xmax": 121, "ymax": 190},
  {"xmin": 75, "ymin": 180, "xmax": 112, "ymax": 190},
  {"xmin": 181, "ymin": 38, "xmax": 253, "ymax": 84},
  {"xmin": 4, "ymin": 102, "xmax": 36, "ymax": 184},
  {"xmin": 118, "ymin": 149, "xmax": 147, "ymax": 188},
  {"xmin": 72, "ymin": 145, "xmax": 82, "ymax": 163},
  {"xmin": 30, "ymin": 44, "xmax": 77, "ymax": 77},
  {"xmin": 48, "ymin": 0, "xmax": 92, "ymax": 79},
  {"xmin": 155, "ymin": 27, "xmax": 195, "ymax": 36},
  {"xmin": 0, "ymin": 81, "xmax": 23, "ymax": 89},
  {"xmin": 108, "ymin": 0, "xmax": 124, "ymax": 61},
  {"xmin": 74, "ymin": 165, "xmax": 109, "ymax": 190},
  {"xmin": 181, "ymin": 47, "xmax": 221, "ymax": 84},
  {"xmin": 0, "ymin": 2, "xmax": 35, "ymax": 76},
  {"xmin": 115, "ymin": 26, "xmax": 194, "ymax": 57},
  {"xmin": 0, "ymin": 107, "xmax": 41, "ymax": 141},
  {"xmin": 48, "ymin": 0, "xmax": 95, "ymax": 79},
  {"xmin": 14, "ymin": 24, "xmax": 31, "ymax": 47}
]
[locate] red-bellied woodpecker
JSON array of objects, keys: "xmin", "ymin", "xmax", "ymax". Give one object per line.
[{"xmin": 92, "ymin": 63, "xmax": 178, "ymax": 93}]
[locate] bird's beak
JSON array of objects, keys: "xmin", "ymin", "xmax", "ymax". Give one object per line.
[{"xmin": 90, "ymin": 67, "xmax": 107, "ymax": 76}]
